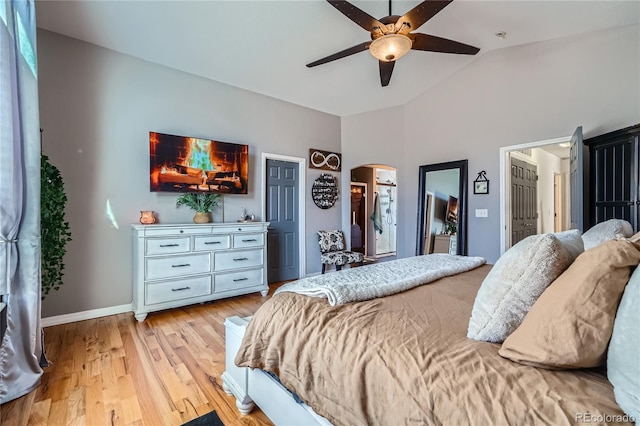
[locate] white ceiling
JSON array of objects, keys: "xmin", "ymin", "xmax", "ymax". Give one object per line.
[
  {"xmin": 538, "ymin": 144, "xmax": 570, "ymax": 160},
  {"xmin": 35, "ymin": 0, "xmax": 639, "ymax": 116}
]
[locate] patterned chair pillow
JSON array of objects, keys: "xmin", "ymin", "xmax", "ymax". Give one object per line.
[
  {"xmin": 321, "ymin": 251, "xmax": 363, "ymax": 265},
  {"xmin": 318, "ymin": 230, "xmax": 345, "ymax": 253}
]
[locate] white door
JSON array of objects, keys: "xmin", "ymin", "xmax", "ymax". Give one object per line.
[{"xmin": 569, "ymin": 126, "xmax": 585, "ymax": 231}]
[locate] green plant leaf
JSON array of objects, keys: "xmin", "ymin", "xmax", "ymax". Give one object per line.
[
  {"xmin": 41, "ymin": 154, "xmax": 72, "ymax": 300},
  {"xmin": 175, "ymin": 192, "xmax": 221, "ymax": 213}
]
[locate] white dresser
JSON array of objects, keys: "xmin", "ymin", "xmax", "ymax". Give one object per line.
[{"xmin": 131, "ymin": 222, "xmax": 269, "ymax": 321}]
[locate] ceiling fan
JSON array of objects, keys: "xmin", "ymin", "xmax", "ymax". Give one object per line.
[{"xmin": 306, "ymin": 0, "xmax": 480, "ymax": 87}]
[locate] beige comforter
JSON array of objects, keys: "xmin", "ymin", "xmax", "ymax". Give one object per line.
[{"xmin": 236, "ymin": 265, "xmax": 629, "ymax": 425}]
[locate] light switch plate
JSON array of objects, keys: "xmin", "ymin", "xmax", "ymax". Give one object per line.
[{"xmin": 475, "ymin": 209, "xmax": 488, "ymax": 218}]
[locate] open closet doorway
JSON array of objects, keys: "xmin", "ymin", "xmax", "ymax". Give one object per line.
[
  {"xmin": 351, "ymin": 164, "xmax": 397, "ymax": 261},
  {"xmin": 499, "ymin": 131, "xmax": 582, "ymax": 253}
]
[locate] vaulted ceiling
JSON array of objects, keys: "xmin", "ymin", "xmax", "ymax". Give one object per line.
[{"xmin": 35, "ymin": 1, "xmax": 639, "ymax": 116}]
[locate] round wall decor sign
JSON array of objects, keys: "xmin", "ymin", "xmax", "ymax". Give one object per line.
[{"xmin": 312, "ymin": 174, "xmax": 338, "ymax": 209}]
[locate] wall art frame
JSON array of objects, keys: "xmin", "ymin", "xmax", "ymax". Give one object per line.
[
  {"xmin": 473, "ymin": 170, "xmax": 489, "ymax": 194},
  {"xmin": 312, "ymin": 173, "xmax": 338, "ymax": 209},
  {"xmin": 309, "ymin": 149, "xmax": 341, "ymax": 172}
]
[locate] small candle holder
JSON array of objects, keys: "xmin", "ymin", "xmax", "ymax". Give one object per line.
[{"xmin": 139, "ymin": 210, "xmax": 157, "ymax": 224}]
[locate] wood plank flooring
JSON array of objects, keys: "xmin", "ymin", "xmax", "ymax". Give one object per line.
[{"xmin": 0, "ymin": 286, "xmax": 282, "ymax": 426}]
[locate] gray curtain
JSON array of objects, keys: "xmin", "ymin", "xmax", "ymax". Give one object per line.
[{"xmin": 0, "ymin": 0, "xmax": 44, "ymax": 403}]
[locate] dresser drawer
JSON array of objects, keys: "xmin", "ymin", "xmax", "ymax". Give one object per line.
[
  {"xmin": 146, "ymin": 237, "xmax": 190, "ymax": 255},
  {"xmin": 212, "ymin": 224, "xmax": 264, "ymax": 234},
  {"xmin": 146, "ymin": 276, "xmax": 211, "ymax": 305},
  {"xmin": 232, "ymin": 233, "xmax": 264, "ymax": 248},
  {"xmin": 194, "ymin": 235, "xmax": 230, "ymax": 251},
  {"xmin": 215, "ymin": 268, "xmax": 263, "ymax": 293},
  {"xmin": 145, "ymin": 253, "xmax": 211, "ymax": 280},
  {"xmin": 214, "ymin": 249, "xmax": 263, "ymax": 271},
  {"xmin": 143, "ymin": 226, "xmax": 213, "ymax": 236}
]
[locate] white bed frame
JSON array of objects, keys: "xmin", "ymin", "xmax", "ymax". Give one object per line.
[{"xmin": 222, "ymin": 316, "xmax": 333, "ymax": 426}]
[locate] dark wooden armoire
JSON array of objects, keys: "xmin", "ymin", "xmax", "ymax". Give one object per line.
[{"xmin": 584, "ymin": 124, "xmax": 640, "ymax": 230}]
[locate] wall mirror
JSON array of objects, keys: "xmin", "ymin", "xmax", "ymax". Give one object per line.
[{"xmin": 416, "ymin": 160, "xmax": 468, "ymax": 256}]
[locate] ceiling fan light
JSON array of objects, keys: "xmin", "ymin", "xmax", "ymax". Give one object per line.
[{"xmin": 369, "ymin": 34, "xmax": 412, "ymax": 62}]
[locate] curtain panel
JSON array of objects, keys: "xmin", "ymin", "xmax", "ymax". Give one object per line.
[{"xmin": 0, "ymin": 0, "xmax": 44, "ymax": 403}]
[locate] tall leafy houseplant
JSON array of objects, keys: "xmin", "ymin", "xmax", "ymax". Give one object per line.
[
  {"xmin": 41, "ymin": 154, "xmax": 72, "ymax": 299},
  {"xmin": 176, "ymin": 193, "xmax": 221, "ymax": 223}
]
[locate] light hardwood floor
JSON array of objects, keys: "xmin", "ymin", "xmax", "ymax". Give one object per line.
[{"xmin": 0, "ymin": 286, "xmax": 282, "ymax": 426}]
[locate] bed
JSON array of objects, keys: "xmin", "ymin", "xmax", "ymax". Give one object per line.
[{"xmin": 222, "ymin": 233, "xmax": 637, "ymax": 425}]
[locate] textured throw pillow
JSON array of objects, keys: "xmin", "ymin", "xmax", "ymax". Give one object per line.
[
  {"xmin": 607, "ymin": 261, "xmax": 640, "ymax": 419},
  {"xmin": 582, "ymin": 219, "xmax": 633, "ymax": 250},
  {"xmin": 467, "ymin": 232, "xmax": 580, "ymax": 343},
  {"xmin": 499, "ymin": 238, "xmax": 640, "ymax": 369},
  {"xmin": 553, "ymin": 229, "xmax": 584, "ymax": 260}
]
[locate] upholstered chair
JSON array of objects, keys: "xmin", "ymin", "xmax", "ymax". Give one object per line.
[{"xmin": 317, "ymin": 230, "xmax": 364, "ymax": 274}]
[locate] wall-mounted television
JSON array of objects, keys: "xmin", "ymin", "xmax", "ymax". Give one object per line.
[
  {"xmin": 445, "ymin": 195, "xmax": 458, "ymax": 224},
  {"xmin": 149, "ymin": 132, "xmax": 248, "ymax": 194}
]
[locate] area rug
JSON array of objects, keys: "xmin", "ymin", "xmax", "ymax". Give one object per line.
[{"xmin": 182, "ymin": 410, "xmax": 224, "ymax": 426}]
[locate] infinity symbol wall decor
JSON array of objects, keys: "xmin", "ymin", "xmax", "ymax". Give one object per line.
[{"xmin": 309, "ymin": 148, "xmax": 342, "ymax": 172}]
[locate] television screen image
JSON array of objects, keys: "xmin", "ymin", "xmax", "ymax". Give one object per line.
[
  {"xmin": 446, "ymin": 195, "xmax": 458, "ymax": 224},
  {"xmin": 149, "ymin": 132, "xmax": 248, "ymax": 194}
]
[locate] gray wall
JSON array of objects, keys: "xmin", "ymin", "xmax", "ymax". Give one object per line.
[
  {"xmin": 38, "ymin": 30, "xmax": 341, "ymax": 317},
  {"xmin": 345, "ymin": 24, "xmax": 639, "ymax": 263}
]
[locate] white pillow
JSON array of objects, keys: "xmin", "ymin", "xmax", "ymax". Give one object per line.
[
  {"xmin": 607, "ymin": 263, "xmax": 640, "ymax": 419},
  {"xmin": 553, "ymin": 229, "xmax": 584, "ymax": 260},
  {"xmin": 582, "ymin": 219, "xmax": 633, "ymax": 250},
  {"xmin": 467, "ymin": 231, "xmax": 582, "ymax": 343}
]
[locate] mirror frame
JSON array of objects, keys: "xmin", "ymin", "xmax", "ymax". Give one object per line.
[{"xmin": 416, "ymin": 160, "xmax": 468, "ymax": 256}]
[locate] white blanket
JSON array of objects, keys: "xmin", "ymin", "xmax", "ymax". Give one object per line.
[{"xmin": 275, "ymin": 254, "xmax": 486, "ymax": 305}]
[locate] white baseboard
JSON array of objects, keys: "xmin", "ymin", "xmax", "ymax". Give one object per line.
[{"xmin": 42, "ymin": 303, "xmax": 132, "ymax": 327}]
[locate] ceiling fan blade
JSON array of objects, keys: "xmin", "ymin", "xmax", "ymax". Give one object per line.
[
  {"xmin": 379, "ymin": 60, "xmax": 395, "ymax": 87},
  {"xmin": 306, "ymin": 42, "xmax": 371, "ymax": 67},
  {"xmin": 396, "ymin": 1, "xmax": 452, "ymax": 34},
  {"xmin": 327, "ymin": 0, "xmax": 387, "ymax": 33},
  {"xmin": 410, "ymin": 33, "xmax": 480, "ymax": 55}
]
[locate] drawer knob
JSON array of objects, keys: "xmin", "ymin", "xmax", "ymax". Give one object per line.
[
  {"xmin": 171, "ymin": 286, "xmax": 191, "ymax": 292},
  {"xmin": 171, "ymin": 263, "xmax": 191, "ymax": 268},
  {"xmin": 233, "ymin": 277, "xmax": 248, "ymax": 282},
  {"xmin": 233, "ymin": 257, "xmax": 249, "ymax": 261},
  {"xmin": 204, "ymin": 241, "xmax": 221, "ymax": 245},
  {"xmin": 242, "ymin": 239, "xmax": 257, "ymax": 242},
  {"xmin": 160, "ymin": 243, "xmax": 179, "ymax": 247}
]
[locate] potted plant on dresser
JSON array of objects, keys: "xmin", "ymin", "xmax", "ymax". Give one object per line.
[{"xmin": 176, "ymin": 193, "xmax": 221, "ymax": 223}]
